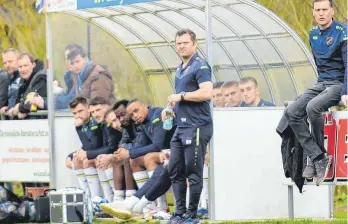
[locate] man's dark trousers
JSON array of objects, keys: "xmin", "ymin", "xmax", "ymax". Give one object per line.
[
  {"xmin": 169, "ymin": 126, "xmax": 213, "ymax": 215},
  {"xmin": 284, "ymin": 80, "xmax": 342, "ymax": 161}
]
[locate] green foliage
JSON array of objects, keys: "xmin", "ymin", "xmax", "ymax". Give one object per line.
[
  {"xmin": 255, "ymin": 0, "xmax": 347, "ymax": 47},
  {"xmin": 0, "ymin": 0, "xmax": 46, "ymax": 61}
]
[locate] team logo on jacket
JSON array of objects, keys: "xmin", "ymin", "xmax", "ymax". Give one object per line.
[{"xmin": 326, "ymin": 37, "xmax": 334, "ymax": 45}]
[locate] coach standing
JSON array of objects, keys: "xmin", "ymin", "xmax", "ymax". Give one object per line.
[{"xmin": 163, "ymin": 29, "xmax": 213, "ymax": 224}]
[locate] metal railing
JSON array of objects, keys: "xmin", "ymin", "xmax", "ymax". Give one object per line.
[{"xmin": 0, "ymin": 110, "xmax": 48, "ymax": 120}]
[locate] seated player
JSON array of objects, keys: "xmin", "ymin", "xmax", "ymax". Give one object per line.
[
  {"xmin": 221, "ymin": 81, "xmax": 247, "ymax": 107},
  {"xmin": 101, "ymin": 151, "xmax": 172, "ymax": 220},
  {"xmin": 239, "ymin": 76, "xmax": 274, "ymax": 107},
  {"xmin": 75, "ymin": 97, "xmax": 122, "ymax": 202},
  {"xmin": 101, "ymin": 99, "xmax": 175, "ymax": 217},
  {"xmin": 65, "ymin": 97, "xmax": 104, "ymax": 196},
  {"xmin": 212, "ymin": 81, "xmax": 225, "ymax": 107},
  {"xmin": 99, "ymin": 99, "xmax": 150, "ymax": 201}
]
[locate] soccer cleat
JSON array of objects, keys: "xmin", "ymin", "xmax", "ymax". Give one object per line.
[
  {"xmin": 197, "ymin": 207, "xmax": 209, "ymax": 219},
  {"xmin": 302, "ymin": 158, "xmax": 316, "ymax": 178},
  {"xmin": 314, "ymin": 155, "xmax": 332, "ymax": 186},
  {"xmin": 100, "ymin": 203, "xmax": 132, "ymax": 220},
  {"xmin": 153, "ymin": 210, "xmax": 172, "ymax": 220}
]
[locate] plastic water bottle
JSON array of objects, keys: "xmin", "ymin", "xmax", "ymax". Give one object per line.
[{"xmin": 163, "ymin": 105, "xmax": 174, "ymax": 130}]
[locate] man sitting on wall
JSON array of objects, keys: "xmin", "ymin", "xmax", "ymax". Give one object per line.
[{"xmin": 285, "ymin": 0, "xmax": 347, "ymax": 186}]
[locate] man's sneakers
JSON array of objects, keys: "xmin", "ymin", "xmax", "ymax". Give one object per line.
[
  {"xmin": 197, "ymin": 207, "xmax": 209, "ymax": 219},
  {"xmin": 100, "ymin": 201, "xmax": 132, "ymax": 220},
  {"xmin": 167, "ymin": 212, "xmax": 200, "ymax": 224},
  {"xmin": 167, "ymin": 214, "xmax": 185, "ymax": 224},
  {"xmin": 302, "ymin": 158, "xmax": 316, "ymax": 178},
  {"xmin": 149, "ymin": 210, "xmax": 172, "ymax": 220},
  {"xmin": 182, "ymin": 211, "xmax": 200, "ymax": 224},
  {"xmin": 314, "ymin": 155, "xmax": 332, "ymax": 186}
]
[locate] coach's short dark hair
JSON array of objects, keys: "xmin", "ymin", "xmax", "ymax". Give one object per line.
[
  {"xmin": 69, "ymin": 97, "xmax": 88, "ymax": 109},
  {"xmin": 66, "ymin": 45, "xmax": 86, "ymax": 61},
  {"xmin": 113, "ymin": 99, "xmax": 129, "ymax": 110},
  {"xmin": 89, "ymin": 97, "xmax": 109, "ymax": 106},
  {"xmin": 312, "ymin": 0, "xmax": 333, "ymax": 7},
  {"xmin": 239, "ymin": 76, "xmax": 258, "ymax": 87},
  {"xmin": 18, "ymin": 53, "xmax": 35, "ymax": 63},
  {"xmin": 175, "ymin": 29, "xmax": 197, "ymax": 42},
  {"xmin": 222, "ymin": 81, "xmax": 239, "ymax": 89}
]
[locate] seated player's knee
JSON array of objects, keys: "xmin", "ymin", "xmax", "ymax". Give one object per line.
[
  {"xmin": 65, "ymin": 157, "xmax": 72, "ymax": 169},
  {"xmin": 144, "ymin": 152, "xmax": 161, "ymax": 170},
  {"xmin": 82, "ymin": 159, "xmax": 95, "ymax": 169},
  {"xmin": 204, "ymin": 152, "xmax": 209, "ymax": 164},
  {"xmin": 130, "ymin": 157, "xmax": 144, "ymax": 172}
]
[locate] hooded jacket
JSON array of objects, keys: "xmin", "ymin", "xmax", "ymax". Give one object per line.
[
  {"xmin": 73, "ymin": 63, "xmax": 116, "ymax": 105},
  {"xmin": 16, "ymin": 59, "xmax": 47, "ymax": 113}
]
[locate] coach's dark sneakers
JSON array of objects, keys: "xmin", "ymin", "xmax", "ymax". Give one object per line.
[
  {"xmin": 167, "ymin": 214, "xmax": 185, "ymax": 224},
  {"xmin": 314, "ymin": 155, "xmax": 332, "ymax": 186},
  {"xmin": 182, "ymin": 211, "xmax": 200, "ymax": 224},
  {"xmin": 302, "ymin": 158, "xmax": 316, "ymax": 178}
]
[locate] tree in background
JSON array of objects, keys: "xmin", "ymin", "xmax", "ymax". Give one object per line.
[
  {"xmin": 256, "ymin": 0, "xmax": 347, "ymax": 46},
  {"xmin": 0, "ymin": 0, "xmax": 346, "ymax": 61},
  {"xmin": 0, "ymin": 0, "xmax": 45, "ymax": 60}
]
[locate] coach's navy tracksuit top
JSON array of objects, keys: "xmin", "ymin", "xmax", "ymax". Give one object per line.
[{"xmin": 309, "ymin": 20, "xmax": 347, "ymax": 95}]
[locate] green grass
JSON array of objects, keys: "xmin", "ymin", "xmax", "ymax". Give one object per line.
[{"xmin": 93, "ymin": 219, "xmax": 348, "ymax": 224}]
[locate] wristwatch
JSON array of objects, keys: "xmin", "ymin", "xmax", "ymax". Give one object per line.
[{"xmin": 180, "ymin": 91, "xmax": 186, "ymax": 101}]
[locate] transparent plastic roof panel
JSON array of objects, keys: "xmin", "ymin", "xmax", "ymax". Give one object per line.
[
  {"xmin": 129, "ymin": 2, "xmax": 167, "ymax": 11},
  {"xmin": 231, "ymin": 4, "xmax": 286, "ymax": 35},
  {"xmin": 136, "ymin": 13, "xmax": 178, "ymax": 41},
  {"xmin": 92, "ymin": 17, "xmax": 143, "ymax": 45},
  {"xmin": 212, "ymin": 6, "xmax": 261, "ymax": 37},
  {"xmin": 182, "ymin": 8, "xmax": 237, "ymax": 38},
  {"xmin": 222, "ymin": 41, "xmax": 258, "ymax": 66},
  {"xmin": 87, "ymin": 8, "xmax": 122, "ymax": 16},
  {"xmin": 198, "ymin": 43, "xmax": 232, "ymax": 66},
  {"xmin": 214, "ymin": 0, "xmax": 241, "ymax": 4},
  {"xmin": 246, "ymin": 39, "xmax": 283, "ymax": 65},
  {"xmin": 113, "ymin": 15, "xmax": 165, "ymax": 43},
  {"xmin": 271, "ymin": 37, "xmax": 309, "ymax": 63},
  {"xmin": 68, "ymin": 10, "xmax": 99, "ymax": 19},
  {"xmin": 109, "ymin": 5, "xmax": 143, "ymax": 14},
  {"xmin": 177, "ymin": 0, "xmax": 207, "ymax": 7},
  {"xmin": 157, "ymin": 11, "xmax": 205, "ymax": 39},
  {"xmin": 155, "ymin": 0, "xmax": 191, "ymax": 10},
  {"xmin": 151, "ymin": 45, "xmax": 181, "ymax": 68},
  {"xmin": 130, "ymin": 47, "xmax": 163, "ymax": 70}
]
